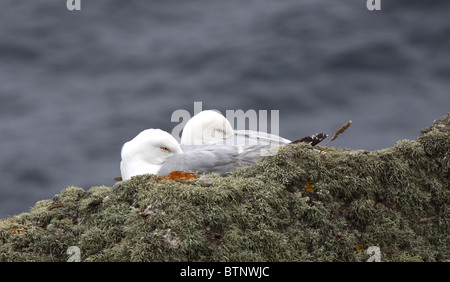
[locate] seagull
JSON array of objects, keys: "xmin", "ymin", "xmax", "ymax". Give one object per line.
[
  {"xmin": 120, "ymin": 128, "xmax": 271, "ymax": 180},
  {"xmin": 120, "ymin": 129, "xmax": 182, "ymax": 180},
  {"xmin": 180, "ymin": 110, "xmax": 291, "ymax": 147},
  {"xmin": 120, "ymin": 112, "xmax": 327, "ymax": 180}
]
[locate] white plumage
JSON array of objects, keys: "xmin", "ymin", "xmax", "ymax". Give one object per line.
[
  {"xmin": 120, "ymin": 110, "xmax": 294, "ymax": 180},
  {"xmin": 180, "ymin": 110, "xmax": 291, "ymax": 147}
]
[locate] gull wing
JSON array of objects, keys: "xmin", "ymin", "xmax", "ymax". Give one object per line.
[{"xmin": 158, "ymin": 144, "xmax": 271, "ymax": 176}]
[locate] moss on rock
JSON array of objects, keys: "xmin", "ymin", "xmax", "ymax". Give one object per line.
[{"xmin": 1, "ymin": 113, "xmax": 449, "ymax": 262}]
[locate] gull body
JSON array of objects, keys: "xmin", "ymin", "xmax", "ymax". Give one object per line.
[
  {"xmin": 120, "ymin": 128, "xmax": 270, "ymax": 180},
  {"xmin": 180, "ymin": 110, "xmax": 291, "ymax": 147}
]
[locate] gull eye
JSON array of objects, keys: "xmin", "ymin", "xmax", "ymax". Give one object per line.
[
  {"xmin": 216, "ymin": 129, "xmax": 224, "ymax": 133},
  {"xmin": 160, "ymin": 147, "xmax": 170, "ymax": 152}
]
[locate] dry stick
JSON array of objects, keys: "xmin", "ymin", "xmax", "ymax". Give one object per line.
[{"xmin": 324, "ymin": 120, "xmax": 352, "ymax": 146}]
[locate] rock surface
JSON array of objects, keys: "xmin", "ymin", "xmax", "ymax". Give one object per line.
[{"xmin": 1, "ymin": 113, "xmax": 449, "ymax": 262}]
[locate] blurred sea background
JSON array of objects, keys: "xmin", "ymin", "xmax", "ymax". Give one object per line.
[{"xmin": 1, "ymin": 0, "xmax": 449, "ymax": 218}]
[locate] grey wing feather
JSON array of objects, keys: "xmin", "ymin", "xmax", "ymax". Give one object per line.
[
  {"xmin": 235, "ymin": 130, "xmax": 291, "ymax": 145},
  {"xmin": 158, "ymin": 144, "xmax": 270, "ymax": 176}
]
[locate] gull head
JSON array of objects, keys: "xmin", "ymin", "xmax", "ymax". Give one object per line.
[
  {"xmin": 120, "ymin": 129, "xmax": 182, "ymax": 180},
  {"xmin": 181, "ymin": 110, "xmax": 234, "ymax": 145}
]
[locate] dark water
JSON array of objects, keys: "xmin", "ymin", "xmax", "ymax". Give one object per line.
[{"xmin": 1, "ymin": 0, "xmax": 449, "ymax": 218}]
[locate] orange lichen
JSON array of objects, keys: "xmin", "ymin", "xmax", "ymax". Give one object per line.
[
  {"xmin": 305, "ymin": 181, "xmax": 315, "ymax": 192},
  {"xmin": 1, "ymin": 219, "xmax": 14, "ymax": 224},
  {"xmin": 2, "ymin": 219, "xmax": 46, "ymax": 235},
  {"xmin": 356, "ymin": 244, "xmax": 364, "ymax": 253},
  {"xmin": 10, "ymin": 227, "xmax": 27, "ymax": 235},
  {"xmin": 153, "ymin": 171, "xmax": 200, "ymax": 184}
]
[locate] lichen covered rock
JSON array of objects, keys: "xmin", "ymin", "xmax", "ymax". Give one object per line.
[{"xmin": 1, "ymin": 113, "xmax": 449, "ymax": 262}]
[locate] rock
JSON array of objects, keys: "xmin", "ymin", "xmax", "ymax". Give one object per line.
[
  {"xmin": 0, "ymin": 113, "xmax": 448, "ymax": 262},
  {"xmin": 420, "ymin": 111, "xmax": 450, "ymax": 134}
]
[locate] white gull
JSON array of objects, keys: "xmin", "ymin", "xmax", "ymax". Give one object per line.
[
  {"xmin": 180, "ymin": 110, "xmax": 291, "ymax": 147},
  {"xmin": 120, "ymin": 128, "xmax": 270, "ymax": 180}
]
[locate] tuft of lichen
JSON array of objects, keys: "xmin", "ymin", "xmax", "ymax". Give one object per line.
[{"xmin": 1, "ymin": 113, "xmax": 449, "ymax": 262}]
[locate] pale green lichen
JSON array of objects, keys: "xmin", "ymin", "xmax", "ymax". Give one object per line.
[{"xmin": 0, "ymin": 113, "xmax": 449, "ymax": 262}]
